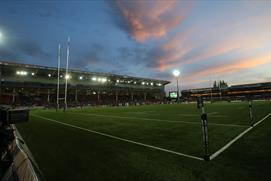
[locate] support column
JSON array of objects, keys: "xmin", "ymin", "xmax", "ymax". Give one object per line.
[
  {"xmin": 144, "ymin": 93, "xmax": 147, "ymax": 101},
  {"xmin": 97, "ymin": 91, "xmax": 100, "ymax": 102},
  {"xmin": 12, "ymin": 88, "xmax": 16, "ymax": 104},
  {"xmin": 75, "ymin": 88, "xmax": 78, "ymax": 102},
  {"xmin": 131, "ymin": 92, "xmax": 134, "ymax": 101},
  {"xmin": 115, "ymin": 91, "xmax": 118, "ymax": 102},
  {"xmin": 47, "ymin": 89, "xmax": 50, "ymax": 103}
]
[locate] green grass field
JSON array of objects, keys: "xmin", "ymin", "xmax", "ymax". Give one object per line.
[{"xmin": 16, "ymin": 101, "xmax": 271, "ymax": 181}]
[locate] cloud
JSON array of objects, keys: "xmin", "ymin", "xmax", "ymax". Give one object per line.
[
  {"xmin": 0, "ymin": 48, "xmax": 19, "ymax": 61},
  {"xmin": 144, "ymin": 9, "xmax": 271, "ymax": 74},
  {"xmin": 0, "ymin": 37, "xmax": 51, "ymax": 64},
  {"xmin": 110, "ymin": 0, "xmax": 192, "ymax": 42},
  {"xmin": 185, "ymin": 53, "xmax": 271, "ymax": 80},
  {"xmin": 16, "ymin": 40, "xmax": 51, "ymax": 58},
  {"xmin": 140, "ymin": 29, "xmax": 195, "ymax": 71},
  {"xmin": 72, "ymin": 43, "xmax": 104, "ymax": 69}
]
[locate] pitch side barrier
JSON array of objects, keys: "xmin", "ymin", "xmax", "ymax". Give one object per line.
[{"xmin": 0, "ymin": 107, "xmax": 44, "ymax": 181}]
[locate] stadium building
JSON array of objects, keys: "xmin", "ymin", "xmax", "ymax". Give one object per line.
[
  {"xmin": 0, "ymin": 61, "xmax": 170, "ymax": 106},
  {"xmin": 182, "ymin": 82, "xmax": 271, "ymax": 101}
]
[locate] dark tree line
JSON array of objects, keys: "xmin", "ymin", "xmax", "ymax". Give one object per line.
[{"xmin": 213, "ymin": 80, "xmax": 228, "ymax": 88}]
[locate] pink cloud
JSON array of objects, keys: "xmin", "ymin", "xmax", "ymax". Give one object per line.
[
  {"xmin": 185, "ymin": 53, "xmax": 271, "ymax": 80},
  {"xmin": 115, "ymin": 0, "xmax": 193, "ymax": 42}
]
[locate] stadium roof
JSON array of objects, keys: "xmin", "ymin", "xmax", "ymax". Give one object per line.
[{"xmin": 0, "ymin": 60, "xmax": 170, "ymax": 86}]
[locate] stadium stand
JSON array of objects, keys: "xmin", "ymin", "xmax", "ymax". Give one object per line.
[
  {"xmin": 181, "ymin": 82, "xmax": 271, "ymax": 101},
  {"xmin": 0, "ymin": 61, "xmax": 170, "ymax": 107}
]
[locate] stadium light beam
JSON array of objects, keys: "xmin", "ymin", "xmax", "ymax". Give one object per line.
[{"xmin": 172, "ymin": 69, "xmax": 180, "ymax": 101}]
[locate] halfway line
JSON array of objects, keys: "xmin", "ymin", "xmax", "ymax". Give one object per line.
[{"xmin": 32, "ymin": 114, "xmax": 204, "ymax": 161}]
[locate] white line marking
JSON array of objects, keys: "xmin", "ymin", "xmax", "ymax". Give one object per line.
[
  {"xmin": 32, "ymin": 114, "xmax": 204, "ymax": 161},
  {"xmin": 210, "ymin": 113, "xmax": 271, "ymax": 160},
  {"xmin": 178, "ymin": 113, "xmax": 227, "ymax": 118},
  {"xmin": 68, "ymin": 112, "xmax": 248, "ymax": 128}
]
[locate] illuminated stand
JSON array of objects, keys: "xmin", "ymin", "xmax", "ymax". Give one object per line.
[{"xmin": 197, "ymin": 96, "xmax": 210, "ymax": 161}]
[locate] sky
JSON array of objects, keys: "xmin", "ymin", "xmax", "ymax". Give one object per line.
[{"xmin": 0, "ymin": 0, "xmax": 271, "ymax": 92}]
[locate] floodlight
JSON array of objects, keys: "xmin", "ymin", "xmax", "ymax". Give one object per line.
[
  {"xmin": 92, "ymin": 77, "xmax": 97, "ymax": 81},
  {"xmin": 16, "ymin": 71, "xmax": 27, "ymax": 76},
  {"xmin": 116, "ymin": 79, "xmax": 120, "ymax": 83},
  {"xmin": 31, "ymin": 72, "xmax": 35, "ymax": 76},
  {"xmin": 142, "ymin": 82, "xmax": 145, "ymax": 85},
  {"xmin": 172, "ymin": 69, "xmax": 180, "ymax": 101},
  {"xmin": 173, "ymin": 69, "xmax": 180, "ymax": 77},
  {"xmin": 101, "ymin": 78, "xmax": 107, "ymax": 82},
  {"xmin": 65, "ymin": 74, "xmax": 71, "ymax": 80},
  {"xmin": 150, "ymin": 82, "xmax": 153, "ymax": 86},
  {"xmin": 79, "ymin": 76, "xmax": 83, "ymax": 80},
  {"xmin": 48, "ymin": 74, "xmax": 51, "ymax": 77}
]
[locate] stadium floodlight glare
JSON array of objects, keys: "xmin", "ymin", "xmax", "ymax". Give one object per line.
[
  {"xmin": 65, "ymin": 74, "xmax": 71, "ymax": 80},
  {"xmin": 134, "ymin": 81, "xmax": 137, "ymax": 84},
  {"xmin": 150, "ymin": 82, "xmax": 153, "ymax": 86},
  {"xmin": 16, "ymin": 71, "xmax": 28, "ymax": 76},
  {"xmin": 172, "ymin": 69, "xmax": 180, "ymax": 101},
  {"xmin": 92, "ymin": 77, "xmax": 97, "ymax": 81},
  {"xmin": 173, "ymin": 69, "xmax": 180, "ymax": 77},
  {"xmin": 101, "ymin": 78, "xmax": 107, "ymax": 83},
  {"xmin": 31, "ymin": 72, "xmax": 35, "ymax": 76},
  {"xmin": 116, "ymin": 79, "xmax": 120, "ymax": 83},
  {"xmin": 48, "ymin": 74, "xmax": 51, "ymax": 77},
  {"xmin": 79, "ymin": 76, "xmax": 83, "ymax": 80},
  {"xmin": 142, "ymin": 82, "xmax": 145, "ymax": 85}
]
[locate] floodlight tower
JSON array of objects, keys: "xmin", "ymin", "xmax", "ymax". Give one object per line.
[{"xmin": 173, "ymin": 69, "xmax": 180, "ymax": 102}]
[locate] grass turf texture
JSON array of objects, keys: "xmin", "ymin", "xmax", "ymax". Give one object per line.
[{"xmin": 16, "ymin": 101, "xmax": 271, "ymax": 181}]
